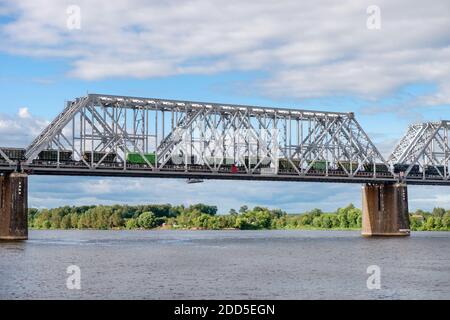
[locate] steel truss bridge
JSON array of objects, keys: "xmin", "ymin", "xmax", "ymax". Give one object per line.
[
  {"xmin": 0, "ymin": 93, "xmax": 449, "ymax": 186},
  {"xmin": 2, "ymin": 93, "xmax": 450, "ymax": 239}
]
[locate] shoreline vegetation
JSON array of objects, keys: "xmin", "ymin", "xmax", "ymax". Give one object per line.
[{"xmin": 28, "ymin": 203, "xmax": 450, "ymax": 232}]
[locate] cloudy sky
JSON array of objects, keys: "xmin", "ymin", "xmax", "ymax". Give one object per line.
[{"xmin": 1, "ymin": 0, "xmax": 450, "ymax": 212}]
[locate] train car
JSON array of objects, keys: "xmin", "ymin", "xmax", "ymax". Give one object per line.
[
  {"xmin": 243, "ymin": 156, "xmax": 258, "ymax": 167},
  {"xmin": 306, "ymin": 160, "xmax": 328, "ymax": 171},
  {"xmin": 126, "ymin": 152, "xmax": 156, "ymax": 165},
  {"xmin": 166, "ymin": 155, "xmax": 198, "ymax": 166},
  {"xmin": 279, "ymin": 158, "xmax": 301, "ymax": 170},
  {"xmin": 424, "ymin": 165, "xmax": 445, "ymax": 176},
  {"xmin": 205, "ymin": 157, "xmax": 233, "ymax": 167},
  {"xmin": 338, "ymin": 161, "xmax": 358, "ymax": 172},
  {"xmin": 363, "ymin": 163, "xmax": 390, "ymax": 173},
  {"xmin": 83, "ymin": 151, "xmax": 117, "ymax": 163},
  {"xmin": 393, "ymin": 164, "xmax": 421, "ymax": 174},
  {"xmin": 37, "ymin": 149, "xmax": 73, "ymax": 162},
  {"xmin": 243, "ymin": 156, "xmax": 271, "ymax": 168},
  {"xmin": 0, "ymin": 147, "xmax": 26, "ymax": 161}
]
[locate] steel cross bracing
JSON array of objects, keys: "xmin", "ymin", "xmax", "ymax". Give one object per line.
[
  {"xmin": 0, "ymin": 148, "xmax": 13, "ymax": 166},
  {"xmin": 387, "ymin": 121, "xmax": 450, "ymax": 181},
  {"xmin": 1, "ymin": 93, "xmax": 398, "ymax": 184}
]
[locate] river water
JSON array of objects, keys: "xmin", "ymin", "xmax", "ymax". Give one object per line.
[{"xmin": 0, "ymin": 230, "xmax": 449, "ymax": 299}]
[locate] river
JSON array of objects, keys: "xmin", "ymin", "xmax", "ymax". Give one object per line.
[{"xmin": 0, "ymin": 230, "xmax": 449, "ymax": 299}]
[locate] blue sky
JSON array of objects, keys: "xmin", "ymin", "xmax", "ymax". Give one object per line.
[{"xmin": 1, "ymin": 0, "xmax": 450, "ymax": 212}]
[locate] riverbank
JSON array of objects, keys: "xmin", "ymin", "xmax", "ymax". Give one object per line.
[{"xmin": 28, "ymin": 203, "xmax": 450, "ymax": 232}]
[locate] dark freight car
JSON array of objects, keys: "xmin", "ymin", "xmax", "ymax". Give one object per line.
[
  {"xmin": 83, "ymin": 151, "xmax": 117, "ymax": 163},
  {"xmin": 38, "ymin": 149, "xmax": 73, "ymax": 162},
  {"xmin": 393, "ymin": 164, "xmax": 421, "ymax": 174},
  {"xmin": 363, "ymin": 163, "xmax": 390, "ymax": 173},
  {"xmin": 279, "ymin": 158, "xmax": 301, "ymax": 170},
  {"xmin": 0, "ymin": 147, "xmax": 26, "ymax": 161},
  {"xmin": 424, "ymin": 165, "xmax": 445, "ymax": 176}
]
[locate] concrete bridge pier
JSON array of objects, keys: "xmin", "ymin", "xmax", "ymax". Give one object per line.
[
  {"xmin": 362, "ymin": 182, "xmax": 410, "ymax": 236},
  {"xmin": 0, "ymin": 173, "xmax": 28, "ymax": 240}
]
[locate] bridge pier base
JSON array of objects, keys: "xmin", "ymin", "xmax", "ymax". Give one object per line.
[
  {"xmin": 0, "ymin": 173, "xmax": 28, "ymax": 240},
  {"xmin": 361, "ymin": 183, "xmax": 410, "ymax": 237}
]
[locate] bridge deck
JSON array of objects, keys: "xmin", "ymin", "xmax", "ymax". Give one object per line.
[{"xmin": 1, "ymin": 162, "xmax": 448, "ymax": 185}]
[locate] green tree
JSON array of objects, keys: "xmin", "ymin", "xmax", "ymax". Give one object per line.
[
  {"xmin": 309, "ymin": 208, "xmax": 323, "ymax": 217},
  {"xmin": 312, "ymin": 216, "xmax": 322, "ymax": 228},
  {"xmin": 235, "ymin": 216, "xmax": 251, "ymax": 229},
  {"xmin": 60, "ymin": 215, "xmax": 72, "ymax": 229},
  {"xmin": 432, "ymin": 207, "xmax": 445, "ymax": 217},
  {"xmin": 434, "ymin": 217, "xmax": 443, "ymax": 230},
  {"xmin": 442, "ymin": 213, "xmax": 450, "ymax": 230},
  {"xmin": 321, "ymin": 215, "xmax": 332, "ymax": 228},
  {"xmin": 125, "ymin": 218, "xmax": 138, "ymax": 229},
  {"xmin": 70, "ymin": 213, "xmax": 79, "ymax": 228},
  {"xmin": 425, "ymin": 216, "xmax": 435, "ymax": 230},
  {"xmin": 254, "ymin": 210, "xmax": 273, "ymax": 229},
  {"xmin": 300, "ymin": 214, "xmax": 312, "ymax": 226},
  {"xmin": 188, "ymin": 204, "xmax": 218, "ymax": 215},
  {"xmin": 194, "ymin": 214, "xmax": 212, "ymax": 229},
  {"xmin": 239, "ymin": 205, "xmax": 248, "ymax": 214},
  {"xmin": 109, "ymin": 212, "xmax": 124, "ymax": 228},
  {"xmin": 42, "ymin": 220, "xmax": 51, "ymax": 229},
  {"xmin": 137, "ymin": 212, "xmax": 157, "ymax": 229}
]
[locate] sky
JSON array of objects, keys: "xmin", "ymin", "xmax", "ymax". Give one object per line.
[{"xmin": 1, "ymin": 0, "xmax": 450, "ymax": 213}]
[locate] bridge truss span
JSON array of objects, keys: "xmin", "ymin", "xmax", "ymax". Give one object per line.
[
  {"xmin": 388, "ymin": 120, "xmax": 450, "ymax": 182},
  {"xmin": 12, "ymin": 93, "xmax": 392, "ymax": 182}
]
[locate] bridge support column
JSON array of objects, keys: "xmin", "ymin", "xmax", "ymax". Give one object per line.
[
  {"xmin": 0, "ymin": 173, "xmax": 28, "ymax": 240},
  {"xmin": 362, "ymin": 183, "xmax": 410, "ymax": 237}
]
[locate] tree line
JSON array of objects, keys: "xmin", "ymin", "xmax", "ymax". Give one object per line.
[{"xmin": 27, "ymin": 203, "xmax": 450, "ymax": 231}]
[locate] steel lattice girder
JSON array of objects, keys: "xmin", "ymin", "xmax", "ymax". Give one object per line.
[
  {"xmin": 23, "ymin": 93, "xmax": 388, "ymax": 177},
  {"xmin": 388, "ymin": 121, "xmax": 450, "ymax": 177},
  {"xmin": 0, "ymin": 147, "xmax": 13, "ymax": 165}
]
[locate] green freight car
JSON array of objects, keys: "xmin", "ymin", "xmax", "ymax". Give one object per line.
[
  {"xmin": 338, "ymin": 161, "xmax": 357, "ymax": 172},
  {"xmin": 126, "ymin": 152, "xmax": 156, "ymax": 165},
  {"xmin": 307, "ymin": 160, "xmax": 328, "ymax": 171}
]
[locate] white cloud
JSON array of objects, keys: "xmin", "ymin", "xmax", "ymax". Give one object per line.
[
  {"xmin": 28, "ymin": 175, "xmax": 450, "ymax": 213},
  {"xmin": 18, "ymin": 107, "xmax": 31, "ymax": 119},
  {"xmin": 1, "ymin": 0, "xmax": 450, "ymax": 107},
  {"xmin": 0, "ymin": 109, "xmax": 48, "ymax": 147},
  {"xmin": 28, "ymin": 175, "xmax": 362, "ymax": 213}
]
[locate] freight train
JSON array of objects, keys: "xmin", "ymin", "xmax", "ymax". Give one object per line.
[{"xmin": 1, "ymin": 147, "xmax": 447, "ymax": 178}]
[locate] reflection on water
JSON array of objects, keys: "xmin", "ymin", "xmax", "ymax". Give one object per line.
[{"xmin": 0, "ymin": 230, "xmax": 449, "ymax": 299}]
